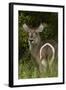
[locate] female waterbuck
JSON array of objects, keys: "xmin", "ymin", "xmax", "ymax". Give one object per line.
[{"xmin": 23, "ymin": 23, "xmax": 57, "ymax": 74}]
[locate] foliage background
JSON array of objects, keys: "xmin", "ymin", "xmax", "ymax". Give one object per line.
[{"xmin": 18, "ymin": 11, "xmax": 58, "ymax": 79}]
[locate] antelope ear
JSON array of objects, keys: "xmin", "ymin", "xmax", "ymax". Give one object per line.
[
  {"xmin": 23, "ymin": 23, "xmax": 30, "ymax": 32},
  {"xmin": 36, "ymin": 24, "xmax": 44, "ymax": 32}
]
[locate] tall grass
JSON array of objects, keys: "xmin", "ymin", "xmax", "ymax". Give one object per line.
[{"xmin": 18, "ymin": 57, "xmax": 58, "ymax": 79}]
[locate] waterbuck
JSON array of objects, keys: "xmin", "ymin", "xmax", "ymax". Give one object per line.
[{"xmin": 23, "ymin": 23, "xmax": 57, "ymax": 74}]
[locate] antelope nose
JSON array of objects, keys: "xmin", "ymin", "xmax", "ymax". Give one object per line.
[{"xmin": 30, "ymin": 40, "xmax": 33, "ymax": 42}]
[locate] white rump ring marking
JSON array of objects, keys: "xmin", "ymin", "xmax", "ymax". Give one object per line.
[{"xmin": 40, "ymin": 43, "xmax": 55, "ymax": 66}]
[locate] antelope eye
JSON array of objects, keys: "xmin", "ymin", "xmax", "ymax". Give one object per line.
[
  {"xmin": 35, "ymin": 32, "xmax": 38, "ymax": 35},
  {"xmin": 33, "ymin": 33, "xmax": 37, "ymax": 36}
]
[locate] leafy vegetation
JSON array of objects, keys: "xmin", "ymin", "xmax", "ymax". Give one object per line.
[{"xmin": 18, "ymin": 11, "xmax": 58, "ymax": 79}]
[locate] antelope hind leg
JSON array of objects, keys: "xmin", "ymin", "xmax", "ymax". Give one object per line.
[{"xmin": 39, "ymin": 60, "xmax": 47, "ymax": 77}]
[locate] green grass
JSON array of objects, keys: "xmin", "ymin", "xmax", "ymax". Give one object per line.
[{"xmin": 18, "ymin": 58, "xmax": 58, "ymax": 79}]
